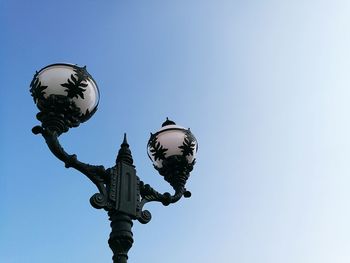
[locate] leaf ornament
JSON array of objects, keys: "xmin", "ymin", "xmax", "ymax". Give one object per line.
[
  {"xmin": 73, "ymin": 66, "xmax": 91, "ymax": 81},
  {"xmin": 80, "ymin": 108, "xmax": 94, "ymax": 122},
  {"xmin": 179, "ymin": 132, "xmax": 196, "ymax": 157},
  {"xmin": 149, "ymin": 137, "xmax": 168, "ymax": 161},
  {"xmin": 30, "ymin": 74, "xmax": 48, "ymax": 102},
  {"xmin": 61, "ymin": 66, "xmax": 90, "ymax": 100}
]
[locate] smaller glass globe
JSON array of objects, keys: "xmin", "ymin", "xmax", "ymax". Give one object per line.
[{"xmin": 147, "ymin": 119, "xmax": 198, "ymax": 170}]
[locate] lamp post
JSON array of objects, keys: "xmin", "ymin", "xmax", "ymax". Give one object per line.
[{"xmin": 29, "ymin": 63, "xmax": 198, "ymax": 263}]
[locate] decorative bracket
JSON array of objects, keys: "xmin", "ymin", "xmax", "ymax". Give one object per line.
[{"xmin": 32, "ymin": 125, "xmax": 109, "ymax": 208}]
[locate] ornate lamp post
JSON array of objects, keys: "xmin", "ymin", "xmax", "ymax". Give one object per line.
[{"xmin": 30, "ymin": 63, "xmax": 198, "ymax": 263}]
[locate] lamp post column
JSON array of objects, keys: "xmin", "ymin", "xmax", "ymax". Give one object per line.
[
  {"xmin": 107, "ymin": 134, "xmax": 139, "ymax": 263},
  {"xmin": 108, "ymin": 212, "xmax": 133, "ymax": 263}
]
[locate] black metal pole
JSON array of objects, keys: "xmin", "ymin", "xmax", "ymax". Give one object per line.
[{"xmin": 108, "ymin": 212, "xmax": 134, "ymax": 263}]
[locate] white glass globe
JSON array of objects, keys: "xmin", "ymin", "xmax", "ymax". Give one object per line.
[
  {"xmin": 30, "ymin": 63, "xmax": 99, "ymax": 118},
  {"xmin": 147, "ymin": 120, "xmax": 198, "ymax": 169}
]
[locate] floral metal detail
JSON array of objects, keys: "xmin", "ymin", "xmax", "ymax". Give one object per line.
[
  {"xmin": 34, "ymin": 94, "xmax": 82, "ymax": 135},
  {"xmin": 179, "ymin": 129, "xmax": 196, "ymax": 157},
  {"xmin": 148, "ymin": 134, "xmax": 168, "ymax": 161},
  {"xmin": 30, "ymin": 71, "xmax": 48, "ymax": 102},
  {"xmin": 80, "ymin": 108, "xmax": 97, "ymax": 122},
  {"xmin": 61, "ymin": 66, "xmax": 90, "ymax": 99},
  {"xmin": 155, "ymin": 155, "xmax": 194, "ymax": 189}
]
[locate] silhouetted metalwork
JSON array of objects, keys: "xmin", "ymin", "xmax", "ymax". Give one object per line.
[{"xmin": 31, "ymin": 64, "xmax": 197, "ymax": 263}]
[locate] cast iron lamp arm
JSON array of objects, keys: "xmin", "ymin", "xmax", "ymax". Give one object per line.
[
  {"xmin": 137, "ymin": 154, "xmax": 195, "ymax": 222},
  {"xmin": 139, "ymin": 180, "xmax": 190, "ymax": 206},
  {"xmin": 135, "ymin": 180, "xmax": 190, "ymax": 225},
  {"xmin": 32, "ymin": 125, "xmax": 108, "ymax": 198}
]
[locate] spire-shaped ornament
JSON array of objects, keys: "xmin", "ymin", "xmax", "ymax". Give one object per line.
[{"xmin": 116, "ymin": 133, "xmax": 134, "ymax": 165}]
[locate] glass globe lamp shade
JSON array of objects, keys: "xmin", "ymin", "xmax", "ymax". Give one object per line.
[
  {"xmin": 147, "ymin": 119, "xmax": 198, "ymax": 173},
  {"xmin": 30, "ymin": 63, "xmax": 99, "ymax": 123}
]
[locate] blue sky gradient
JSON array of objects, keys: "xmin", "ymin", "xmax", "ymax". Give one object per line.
[{"xmin": 1, "ymin": 0, "xmax": 350, "ymax": 262}]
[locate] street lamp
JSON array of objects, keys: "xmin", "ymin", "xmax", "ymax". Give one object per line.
[{"xmin": 30, "ymin": 63, "xmax": 198, "ymax": 263}]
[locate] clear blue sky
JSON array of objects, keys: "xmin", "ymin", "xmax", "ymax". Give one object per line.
[{"xmin": 1, "ymin": 0, "xmax": 350, "ymax": 262}]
